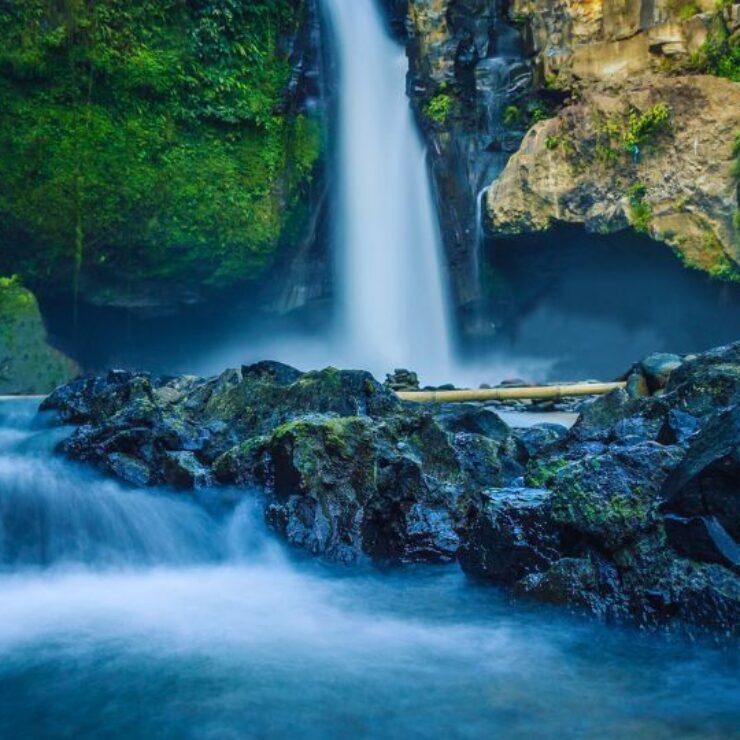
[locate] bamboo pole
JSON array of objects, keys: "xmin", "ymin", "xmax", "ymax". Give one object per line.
[{"xmin": 396, "ymin": 382, "xmax": 626, "ymax": 403}]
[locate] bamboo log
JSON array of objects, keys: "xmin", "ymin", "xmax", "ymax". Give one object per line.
[{"xmin": 396, "ymin": 382, "xmax": 626, "ymax": 403}]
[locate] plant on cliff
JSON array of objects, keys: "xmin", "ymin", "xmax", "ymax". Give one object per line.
[
  {"xmin": 591, "ymin": 104, "xmax": 673, "ymax": 168},
  {"xmin": 0, "ymin": 0, "xmax": 322, "ymax": 299},
  {"xmin": 425, "ymin": 93, "xmax": 453, "ymax": 125},
  {"xmin": 690, "ymin": 1, "xmax": 740, "ymax": 81},
  {"xmin": 627, "ymin": 183, "xmax": 653, "ymax": 233}
]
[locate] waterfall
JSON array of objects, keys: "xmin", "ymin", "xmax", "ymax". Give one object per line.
[{"xmin": 322, "ymin": 0, "xmax": 453, "ymax": 382}]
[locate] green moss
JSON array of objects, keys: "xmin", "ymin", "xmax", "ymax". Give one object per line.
[
  {"xmin": 0, "ymin": 0, "xmax": 322, "ymax": 294},
  {"xmin": 690, "ymin": 4, "xmax": 740, "ymax": 81},
  {"xmin": 627, "ymin": 182, "xmax": 653, "ymax": 233},
  {"xmin": 502, "ymin": 105, "xmax": 521, "ymax": 127},
  {"xmin": 425, "ymin": 93, "xmax": 453, "ymax": 125},
  {"xmin": 545, "ymin": 135, "xmax": 560, "ymax": 151},
  {"xmin": 0, "ymin": 275, "xmax": 79, "ymax": 393},
  {"xmin": 526, "ymin": 457, "xmax": 569, "ymax": 488}
]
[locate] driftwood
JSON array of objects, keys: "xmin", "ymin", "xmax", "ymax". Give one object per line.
[{"xmin": 395, "ymin": 382, "xmax": 626, "ymax": 403}]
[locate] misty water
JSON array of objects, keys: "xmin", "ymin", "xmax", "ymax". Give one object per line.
[{"xmin": 1, "ymin": 399, "xmax": 739, "ymax": 738}]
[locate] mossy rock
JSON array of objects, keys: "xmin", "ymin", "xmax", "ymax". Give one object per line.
[{"xmin": 0, "ymin": 276, "xmax": 79, "ymax": 394}]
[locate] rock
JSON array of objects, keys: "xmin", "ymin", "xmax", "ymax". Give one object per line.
[
  {"xmin": 105, "ymin": 453, "xmax": 151, "ymax": 488},
  {"xmin": 38, "ymin": 340, "xmax": 740, "ymax": 634},
  {"xmin": 384, "ymin": 368, "xmax": 420, "ymax": 391},
  {"xmin": 664, "ymin": 515, "xmax": 740, "ymax": 573},
  {"xmin": 514, "ymin": 423, "xmax": 569, "ymax": 456},
  {"xmin": 550, "ymin": 442, "xmax": 683, "ymax": 551},
  {"xmin": 162, "ymin": 451, "xmax": 213, "ymax": 490},
  {"xmin": 661, "ymin": 406, "xmax": 740, "ymax": 540},
  {"xmin": 625, "ymin": 371, "xmax": 650, "ymax": 399},
  {"xmin": 459, "ymin": 488, "xmax": 562, "ymax": 584},
  {"xmin": 486, "ymin": 76, "xmax": 740, "ymax": 279},
  {"xmin": 656, "ymin": 409, "xmax": 699, "ymax": 445},
  {"xmin": 515, "ymin": 556, "xmax": 626, "ymax": 620},
  {"xmin": 0, "ymin": 276, "xmax": 80, "ymax": 395},
  {"xmin": 641, "ymin": 353, "xmax": 683, "ymax": 392}
]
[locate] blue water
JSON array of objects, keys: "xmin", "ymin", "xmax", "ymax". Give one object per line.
[{"xmin": 0, "ymin": 398, "xmax": 738, "ymax": 739}]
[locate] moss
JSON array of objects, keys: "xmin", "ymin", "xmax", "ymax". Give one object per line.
[
  {"xmin": 0, "ymin": 275, "xmax": 79, "ymax": 393},
  {"xmin": 627, "ymin": 183, "xmax": 653, "ymax": 233},
  {"xmin": 0, "ymin": 0, "xmax": 323, "ymax": 296},
  {"xmin": 526, "ymin": 457, "xmax": 569, "ymax": 488},
  {"xmin": 502, "ymin": 105, "xmax": 521, "ymax": 127},
  {"xmin": 425, "ymin": 93, "xmax": 453, "ymax": 125},
  {"xmin": 690, "ymin": 3, "xmax": 740, "ymax": 81}
]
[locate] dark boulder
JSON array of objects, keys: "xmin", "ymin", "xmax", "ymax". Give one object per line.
[
  {"xmin": 662, "ymin": 406, "xmax": 740, "ymax": 540},
  {"xmin": 550, "ymin": 443, "xmax": 683, "ymax": 551},
  {"xmin": 640, "ymin": 353, "xmax": 683, "ymax": 392},
  {"xmin": 459, "ymin": 488, "xmax": 562, "ymax": 584},
  {"xmin": 664, "ymin": 515, "xmax": 740, "ymax": 573}
]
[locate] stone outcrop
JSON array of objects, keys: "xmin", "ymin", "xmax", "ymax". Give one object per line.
[
  {"xmin": 405, "ymin": 0, "xmax": 534, "ymax": 323},
  {"xmin": 486, "ymin": 74, "xmax": 740, "ymax": 276},
  {"xmin": 0, "ymin": 277, "xmax": 79, "ymax": 395},
  {"xmin": 483, "ymin": 0, "xmax": 740, "ymax": 279},
  {"xmin": 40, "ymin": 341, "xmax": 740, "ymax": 635},
  {"xmin": 514, "ymin": 0, "xmax": 717, "ymax": 83}
]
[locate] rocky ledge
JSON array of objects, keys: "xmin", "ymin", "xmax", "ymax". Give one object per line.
[
  {"xmin": 40, "ymin": 343, "xmax": 740, "ymax": 635},
  {"xmin": 486, "ymin": 74, "xmax": 740, "ymax": 279}
]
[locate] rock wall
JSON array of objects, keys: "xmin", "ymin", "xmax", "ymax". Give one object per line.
[
  {"xmin": 0, "ymin": 278, "xmax": 79, "ymax": 395},
  {"xmin": 405, "ymin": 0, "xmax": 534, "ymax": 327},
  {"xmin": 485, "ymin": 0, "xmax": 740, "ymax": 278},
  {"xmin": 486, "ymin": 74, "xmax": 740, "ymax": 276}
]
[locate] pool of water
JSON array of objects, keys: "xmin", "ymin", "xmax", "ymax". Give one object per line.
[{"xmin": 0, "ymin": 399, "xmax": 737, "ymax": 739}]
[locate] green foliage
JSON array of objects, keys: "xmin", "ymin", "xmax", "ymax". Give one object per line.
[
  {"xmin": 502, "ymin": 105, "xmax": 521, "ymax": 127},
  {"xmin": 624, "ymin": 104, "xmax": 672, "ymax": 149},
  {"xmin": 425, "ymin": 93, "xmax": 453, "ymax": 124},
  {"xmin": 667, "ymin": 0, "xmax": 701, "ymax": 19},
  {"xmin": 0, "ymin": 0, "xmax": 322, "ymax": 294},
  {"xmin": 690, "ymin": 5, "xmax": 740, "ymax": 81},
  {"xmin": 545, "ymin": 135, "xmax": 560, "ymax": 151},
  {"xmin": 527, "ymin": 100, "xmax": 550, "ymax": 123},
  {"xmin": 591, "ymin": 104, "xmax": 673, "ymax": 168},
  {"xmin": 627, "ymin": 182, "xmax": 653, "ymax": 233}
]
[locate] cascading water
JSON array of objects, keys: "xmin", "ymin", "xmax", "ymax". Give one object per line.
[
  {"xmin": 324, "ymin": 0, "xmax": 455, "ymax": 381},
  {"xmin": 0, "ymin": 403, "xmax": 739, "ymax": 735}
]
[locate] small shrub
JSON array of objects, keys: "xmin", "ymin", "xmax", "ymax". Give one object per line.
[
  {"xmin": 425, "ymin": 93, "xmax": 453, "ymax": 125},
  {"xmin": 545, "ymin": 135, "xmax": 560, "ymax": 150},
  {"xmin": 502, "ymin": 105, "xmax": 521, "ymax": 127},
  {"xmin": 627, "ymin": 183, "xmax": 652, "ymax": 233},
  {"xmin": 624, "ymin": 104, "xmax": 672, "ymax": 149}
]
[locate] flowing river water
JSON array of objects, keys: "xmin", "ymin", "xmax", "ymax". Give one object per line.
[{"xmin": 1, "ymin": 398, "xmax": 739, "ymax": 738}]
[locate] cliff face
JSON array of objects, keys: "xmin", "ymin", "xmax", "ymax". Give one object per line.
[
  {"xmin": 485, "ymin": 0, "xmax": 740, "ymax": 278},
  {"xmin": 486, "ymin": 74, "xmax": 740, "ymax": 276},
  {"xmin": 0, "ymin": 0, "xmax": 329, "ymax": 314},
  {"xmin": 514, "ymin": 0, "xmax": 716, "ymax": 83},
  {"xmin": 0, "ymin": 277, "xmax": 79, "ymax": 394},
  {"xmin": 404, "ymin": 0, "xmax": 534, "ymax": 322}
]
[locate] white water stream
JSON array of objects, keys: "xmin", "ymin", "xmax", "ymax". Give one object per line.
[{"xmin": 322, "ymin": 0, "xmax": 453, "ymax": 379}]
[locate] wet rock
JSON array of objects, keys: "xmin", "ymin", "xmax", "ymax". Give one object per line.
[
  {"xmin": 514, "ymin": 423, "xmax": 569, "ymax": 457},
  {"xmin": 163, "ymin": 451, "xmax": 213, "ymax": 490},
  {"xmin": 105, "ymin": 452, "xmax": 151, "ymax": 488},
  {"xmin": 515, "ymin": 556, "xmax": 626, "ymax": 620},
  {"xmin": 384, "ymin": 368, "xmax": 420, "ymax": 391},
  {"xmin": 662, "ymin": 406, "xmax": 740, "ymax": 540},
  {"xmin": 550, "ymin": 442, "xmax": 683, "ymax": 551},
  {"xmin": 625, "ymin": 371, "xmax": 650, "ymax": 399},
  {"xmin": 641, "ymin": 353, "xmax": 683, "ymax": 392},
  {"xmin": 459, "ymin": 488, "xmax": 562, "ymax": 584},
  {"xmin": 664, "ymin": 515, "xmax": 740, "ymax": 573},
  {"xmin": 656, "ymin": 409, "xmax": 699, "ymax": 446}
]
